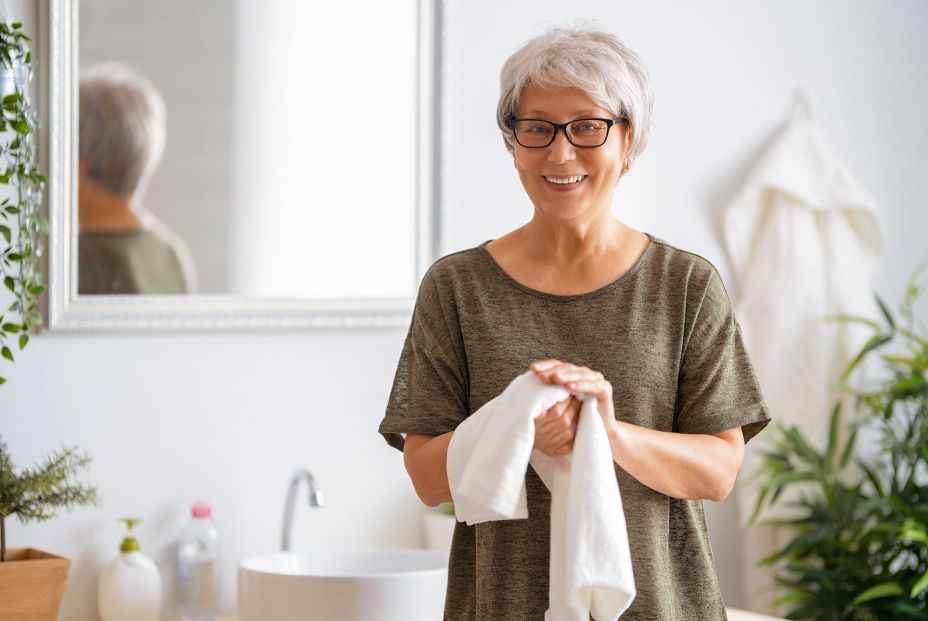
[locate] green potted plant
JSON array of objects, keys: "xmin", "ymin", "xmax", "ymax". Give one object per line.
[
  {"xmin": 749, "ymin": 266, "xmax": 928, "ymax": 620},
  {"xmin": 0, "ymin": 18, "xmax": 47, "ymax": 386},
  {"xmin": 0, "ymin": 436, "xmax": 100, "ymax": 621}
]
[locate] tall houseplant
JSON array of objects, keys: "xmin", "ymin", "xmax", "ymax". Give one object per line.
[
  {"xmin": 0, "ymin": 436, "xmax": 99, "ymax": 621},
  {"xmin": 749, "ymin": 266, "xmax": 928, "ymax": 620},
  {"xmin": 0, "ymin": 19, "xmax": 46, "ymax": 386}
]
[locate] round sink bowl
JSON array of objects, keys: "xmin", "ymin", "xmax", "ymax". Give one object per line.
[{"xmin": 238, "ymin": 548, "xmax": 448, "ymax": 621}]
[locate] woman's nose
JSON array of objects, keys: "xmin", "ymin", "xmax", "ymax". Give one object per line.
[{"xmin": 547, "ymin": 128, "xmax": 577, "ymax": 164}]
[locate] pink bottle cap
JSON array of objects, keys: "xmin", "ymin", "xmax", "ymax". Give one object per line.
[{"xmin": 191, "ymin": 502, "xmax": 212, "ymax": 518}]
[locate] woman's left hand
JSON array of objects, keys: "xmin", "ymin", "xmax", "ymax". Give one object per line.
[{"xmin": 530, "ymin": 359, "xmax": 619, "ymax": 435}]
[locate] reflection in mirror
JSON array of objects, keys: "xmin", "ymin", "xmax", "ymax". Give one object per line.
[
  {"xmin": 78, "ymin": 64, "xmax": 196, "ymax": 295},
  {"xmin": 77, "ymin": 0, "xmax": 421, "ymax": 299}
]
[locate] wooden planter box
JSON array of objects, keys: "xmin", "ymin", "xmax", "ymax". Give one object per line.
[{"xmin": 0, "ymin": 548, "xmax": 70, "ymax": 621}]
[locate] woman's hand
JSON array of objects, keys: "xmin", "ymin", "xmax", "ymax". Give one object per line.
[
  {"xmin": 530, "ymin": 359, "xmax": 619, "ymax": 436},
  {"xmin": 533, "ymin": 395, "xmax": 582, "ymax": 456}
]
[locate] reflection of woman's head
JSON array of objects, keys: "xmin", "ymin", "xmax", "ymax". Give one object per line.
[
  {"xmin": 496, "ymin": 26, "xmax": 654, "ymax": 172},
  {"xmin": 79, "ymin": 63, "xmax": 166, "ymax": 200}
]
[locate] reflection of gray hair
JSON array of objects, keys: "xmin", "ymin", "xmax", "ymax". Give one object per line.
[
  {"xmin": 496, "ymin": 26, "xmax": 654, "ymax": 166},
  {"xmin": 79, "ymin": 63, "xmax": 166, "ymax": 198}
]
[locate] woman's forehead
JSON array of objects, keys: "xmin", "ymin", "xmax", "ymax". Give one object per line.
[{"xmin": 516, "ymin": 83, "xmax": 609, "ymax": 118}]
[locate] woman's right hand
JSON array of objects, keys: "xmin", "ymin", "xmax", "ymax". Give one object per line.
[{"xmin": 533, "ymin": 396, "xmax": 582, "ymax": 456}]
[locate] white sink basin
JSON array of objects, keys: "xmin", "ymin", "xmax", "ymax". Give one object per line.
[{"xmin": 238, "ymin": 548, "xmax": 448, "ymax": 621}]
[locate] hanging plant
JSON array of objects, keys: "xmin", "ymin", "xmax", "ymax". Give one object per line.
[{"xmin": 0, "ymin": 19, "xmax": 46, "ymax": 385}]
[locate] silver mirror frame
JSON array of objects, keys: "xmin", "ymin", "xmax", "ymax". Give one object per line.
[{"xmin": 42, "ymin": 0, "xmax": 441, "ymax": 331}]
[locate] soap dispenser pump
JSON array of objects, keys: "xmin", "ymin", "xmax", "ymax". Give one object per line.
[{"xmin": 98, "ymin": 517, "xmax": 162, "ymax": 621}]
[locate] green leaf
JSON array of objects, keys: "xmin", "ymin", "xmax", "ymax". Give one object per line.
[
  {"xmin": 18, "ymin": 334, "xmax": 27, "ymax": 350},
  {"xmin": 829, "ymin": 313, "xmax": 881, "ymax": 330},
  {"xmin": 851, "ymin": 582, "xmax": 905, "ymax": 604},
  {"xmin": 839, "ymin": 426, "xmax": 857, "ymax": 469},
  {"xmin": 858, "ymin": 461, "xmax": 884, "ymax": 496},
  {"xmin": 4, "ymin": 205, "xmax": 19, "ymax": 215},
  {"xmin": 3, "ymin": 276, "xmax": 14, "ymax": 293},
  {"xmin": 912, "ymin": 569, "xmax": 928, "ymax": 598},
  {"xmin": 10, "ymin": 119, "xmax": 29, "ymax": 134},
  {"xmin": 880, "ymin": 353, "xmax": 928, "ymax": 372},
  {"xmin": 27, "ymin": 283, "xmax": 45, "ymax": 296},
  {"xmin": 2, "ymin": 323, "xmax": 20, "ymax": 333},
  {"xmin": 842, "ymin": 333, "xmax": 893, "ymax": 382},
  {"xmin": 0, "ymin": 224, "xmax": 9, "ymax": 243},
  {"xmin": 1, "ymin": 346, "xmax": 12, "ymax": 362},
  {"xmin": 0, "ymin": 376, "xmax": 6, "ymax": 384},
  {"xmin": 825, "ymin": 402, "xmax": 841, "ymax": 471},
  {"xmin": 875, "ymin": 294, "xmax": 895, "ymax": 329}
]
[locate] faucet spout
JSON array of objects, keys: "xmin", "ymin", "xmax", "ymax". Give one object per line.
[{"xmin": 281, "ymin": 468, "xmax": 325, "ymax": 552}]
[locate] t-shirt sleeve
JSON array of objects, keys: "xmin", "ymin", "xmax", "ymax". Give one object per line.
[
  {"xmin": 378, "ymin": 266, "xmax": 469, "ymax": 452},
  {"xmin": 675, "ymin": 266, "xmax": 770, "ymax": 444}
]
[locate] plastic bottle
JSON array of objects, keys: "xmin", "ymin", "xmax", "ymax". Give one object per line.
[
  {"xmin": 98, "ymin": 517, "xmax": 162, "ymax": 621},
  {"xmin": 176, "ymin": 502, "xmax": 220, "ymax": 621}
]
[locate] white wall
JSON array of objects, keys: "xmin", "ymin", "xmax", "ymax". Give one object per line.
[{"xmin": 1, "ymin": 1, "xmax": 926, "ymax": 620}]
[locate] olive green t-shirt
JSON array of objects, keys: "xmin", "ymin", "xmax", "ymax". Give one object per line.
[
  {"xmin": 79, "ymin": 228, "xmax": 195, "ymax": 295},
  {"xmin": 379, "ymin": 233, "xmax": 771, "ymax": 621}
]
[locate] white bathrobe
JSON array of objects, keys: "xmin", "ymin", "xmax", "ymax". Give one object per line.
[{"xmin": 722, "ymin": 92, "xmax": 883, "ymax": 613}]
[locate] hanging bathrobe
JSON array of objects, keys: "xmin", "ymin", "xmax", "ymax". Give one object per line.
[{"xmin": 722, "ymin": 93, "xmax": 883, "ymax": 614}]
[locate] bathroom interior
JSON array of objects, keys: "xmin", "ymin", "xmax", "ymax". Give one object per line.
[{"xmin": 2, "ymin": 0, "xmax": 927, "ymax": 620}]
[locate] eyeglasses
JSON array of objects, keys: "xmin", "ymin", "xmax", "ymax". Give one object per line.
[{"xmin": 507, "ymin": 117, "xmax": 626, "ymax": 148}]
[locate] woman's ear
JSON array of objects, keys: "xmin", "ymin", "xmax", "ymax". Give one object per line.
[{"xmin": 622, "ymin": 126, "xmax": 634, "ymax": 170}]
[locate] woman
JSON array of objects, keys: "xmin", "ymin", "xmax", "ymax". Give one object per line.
[
  {"xmin": 379, "ymin": 27, "xmax": 770, "ymax": 620},
  {"xmin": 78, "ymin": 63, "xmax": 196, "ymax": 295}
]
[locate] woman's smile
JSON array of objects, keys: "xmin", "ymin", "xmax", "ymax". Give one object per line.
[{"xmin": 543, "ymin": 174, "xmax": 587, "ymax": 191}]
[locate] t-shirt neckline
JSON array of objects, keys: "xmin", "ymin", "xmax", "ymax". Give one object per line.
[{"xmin": 476, "ymin": 232, "xmax": 655, "ymax": 302}]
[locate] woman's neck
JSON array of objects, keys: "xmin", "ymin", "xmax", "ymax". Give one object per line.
[
  {"xmin": 517, "ymin": 209, "xmax": 628, "ymax": 265},
  {"xmin": 78, "ymin": 180, "xmax": 144, "ymax": 233}
]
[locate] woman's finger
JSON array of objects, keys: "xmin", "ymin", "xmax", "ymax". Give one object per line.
[
  {"xmin": 530, "ymin": 359, "xmax": 562, "ymax": 372},
  {"xmin": 534, "ymin": 362, "xmax": 577, "ymax": 383}
]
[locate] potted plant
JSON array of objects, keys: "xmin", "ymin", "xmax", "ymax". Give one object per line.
[
  {"xmin": 749, "ymin": 266, "xmax": 928, "ymax": 619},
  {"xmin": 0, "ymin": 436, "xmax": 100, "ymax": 621},
  {"xmin": 0, "ymin": 18, "xmax": 47, "ymax": 386}
]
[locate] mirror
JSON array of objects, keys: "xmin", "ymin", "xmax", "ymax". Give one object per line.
[{"xmin": 43, "ymin": 0, "xmax": 439, "ymax": 329}]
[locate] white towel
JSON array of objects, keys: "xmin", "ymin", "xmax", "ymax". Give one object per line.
[{"xmin": 447, "ymin": 371, "xmax": 636, "ymax": 621}]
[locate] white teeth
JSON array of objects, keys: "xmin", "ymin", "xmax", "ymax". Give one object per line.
[{"xmin": 544, "ymin": 175, "xmax": 585, "ymax": 184}]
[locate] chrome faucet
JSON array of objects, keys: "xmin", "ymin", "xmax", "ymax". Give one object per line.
[{"xmin": 281, "ymin": 468, "xmax": 326, "ymax": 552}]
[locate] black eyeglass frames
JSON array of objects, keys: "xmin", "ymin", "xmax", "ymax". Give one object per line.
[{"xmin": 506, "ymin": 117, "xmax": 626, "ymax": 148}]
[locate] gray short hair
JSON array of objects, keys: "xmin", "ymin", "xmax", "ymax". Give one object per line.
[
  {"xmin": 496, "ymin": 27, "xmax": 654, "ymax": 167},
  {"xmin": 79, "ymin": 63, "xmax": 166, "ymax": 198}
]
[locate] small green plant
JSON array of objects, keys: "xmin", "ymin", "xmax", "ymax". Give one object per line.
[
  {"xmin": 749, "ymin": 265, "xmax": 928, "ymax": 620},
  {"xmin": 0, "ymin": 435, "xmax": 100, "ymax": 562},
  {"xmin": 0, "ymin": 19, "xmax": 47, "ymax": 385}
]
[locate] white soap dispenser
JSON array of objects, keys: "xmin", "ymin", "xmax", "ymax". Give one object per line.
[{"xmin": 98, "ymin": 517, "xmax": 162, "ymax": 621}]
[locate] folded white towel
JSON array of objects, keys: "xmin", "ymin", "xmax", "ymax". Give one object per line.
[{"xmin": 447, "ymin": 371, "xmax": 636, "ymax": 621}]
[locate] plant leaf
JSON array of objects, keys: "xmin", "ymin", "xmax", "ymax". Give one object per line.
[
  {"xmin": 842, "ymin": 333, "xmax": 893, "ymax": 383},
  {"xmin": 912, "ymin": 569, "xmax": 928, "ymax": 599},
  {"xmin": 1, "ymin": 346, "xmax": 12, "ymax": 362},
  {"xmin": 874, "ymin": 293, "xmax": 895, "ymax": 329},
  {"xmin": 852, "ymin": 582, "xmax": 905, "ymax": 604},
  {"xmin": 825, "ymin": 402, "xmax": 841, "ymax": 472}
]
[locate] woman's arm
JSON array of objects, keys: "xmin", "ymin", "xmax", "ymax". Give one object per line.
[
  {"xmin": 531, "ymin": 360, "xmax": 746, "ymax": 502},
  {"xmin": 608, "ymin": 423, "xmax": 744, "ymax": 501},
  {"xmin": 404, "ymin": 432, "xmax": 453, "ymax": 507}
]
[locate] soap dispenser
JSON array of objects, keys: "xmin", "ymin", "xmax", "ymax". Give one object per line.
[{"xmin": 98, "ymin": 517, "xmax": 162, "ymax": 621}]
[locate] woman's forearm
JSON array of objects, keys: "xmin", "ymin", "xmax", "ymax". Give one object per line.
[
  {"xmin": 403, "ymin": 432, "xmax": 454, "ymax": 507},
  {"xmin": 607, "ymin": 421, "xmax": 744, "ymax": 502}
]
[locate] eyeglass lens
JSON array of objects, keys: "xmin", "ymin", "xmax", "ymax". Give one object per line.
[{"xmin": 513, "ymin": 119, "xmax": 611, "ymax": 148}]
